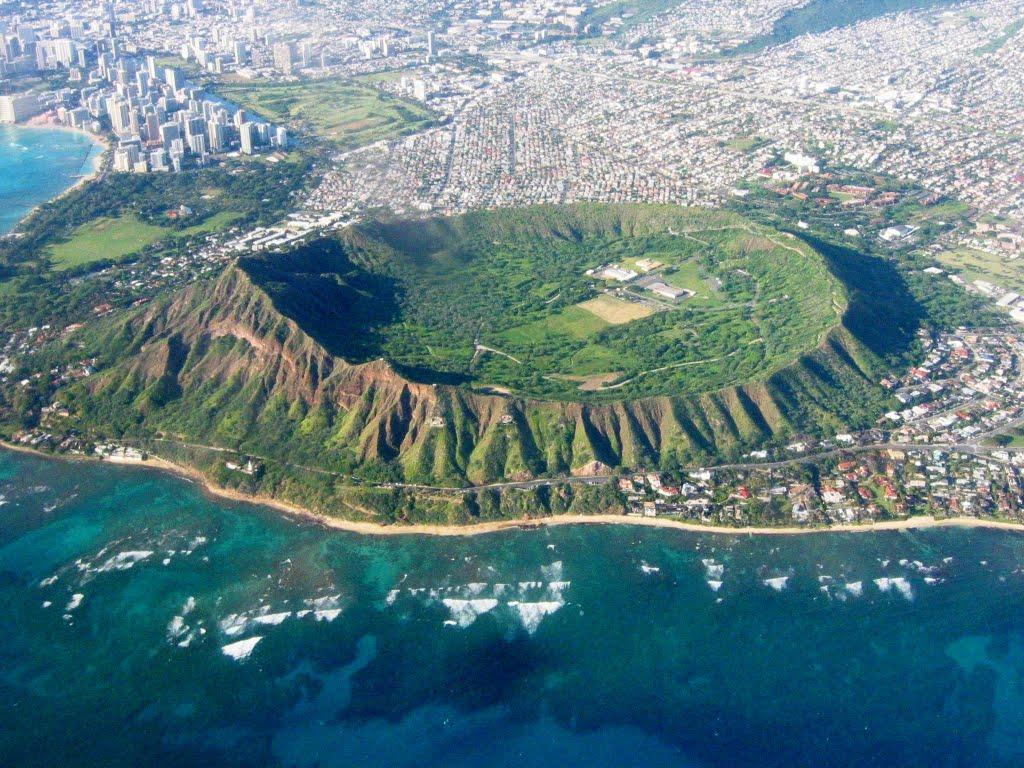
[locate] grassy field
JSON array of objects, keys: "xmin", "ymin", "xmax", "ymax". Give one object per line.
[
  {"xmin": 900, "ymin": 199, "xmax": 972, "ymax": 226},
  {"xmin": 580, "ymin": 0, "xmax": 683, "ymax": 36},
  {"xmin": 502, "ymin": 305, "xmax": 610, "ymax": 344},
  {"xmin": 48, "ymin": 216, "xmax": 170, "ymax": 271},
  {"xmin": 153, "ymin": 55, "xmax": 205, "ymax": 80},
  {"xmin": 178, "ymin": 210, "xmax": 244, "ymax": 236},
  {"xmin": 725, "ymin": 135, "xmax": 768, "ymax": 153},
  {"xmin": 935, "ymin": 246, "xmax": 1024, "ymax": 293},
  {"xmin": 215, "ymin": 79, "xmax": 434, "ymax": 151},
  {"xmin": 658, "ymin": 262, "xmax": 715, "ymax": 296},
  {"xmin": 987, "ymin": 426, "xmax": 1024, "ymax": 448},
  {"xmin": 356, "ymin": 69, "xmax": 419, "ymax": 85},
  {"xmin": 47, "ymin": 210, "xmax": 244, "ymax": 271},
  {"xmin": 577, "ymin": 294, "xmax": 655, "ymax": 324}
]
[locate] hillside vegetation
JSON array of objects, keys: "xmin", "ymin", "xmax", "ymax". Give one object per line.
[
  {"xmin": 246, "ymin": 204, "xmax": 845, "ymax": 401},
  {"xmin": 38, "ymin": 203, "xmax": 936, "ymax": 514}
]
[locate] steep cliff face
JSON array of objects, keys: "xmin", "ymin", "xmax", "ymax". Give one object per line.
[{"xmin": 81, "ymin": 260, "xmax": 892, "ymax": 487}]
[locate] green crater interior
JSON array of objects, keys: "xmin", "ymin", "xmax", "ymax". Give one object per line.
[{"xmin": 245, "ymin": 203, "xmax": 844, "ymax": 401}]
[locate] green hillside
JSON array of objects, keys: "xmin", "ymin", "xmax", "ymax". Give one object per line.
[{"xmin": 25, "ymin": 202, "xmax": 972, "ymax": 515}]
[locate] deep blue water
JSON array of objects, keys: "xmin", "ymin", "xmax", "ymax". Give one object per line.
[
  {"xmin": 2, "ymin": 449, "xmax": 1024, "ymax": 767},
  {"xmin": 0, "ymin": 124, "xmax": 103, "ymax": 234}
]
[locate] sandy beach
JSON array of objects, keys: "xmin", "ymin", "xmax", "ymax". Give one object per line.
[
  {"xmin": 0, "ymin": 115, "xmax": 109, "ymax": 240},
  {"xmin": 18, "ymin": 113, "xmax": 108, "ymax": 201},
  {"xmin": 8, "ymin": 441, "xmax": 1024, "ymax": 538}
]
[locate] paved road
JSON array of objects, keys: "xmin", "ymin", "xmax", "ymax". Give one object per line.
[{"xmin": 129, "ymin": 433, "xmax": 1024, "ymax": 495}]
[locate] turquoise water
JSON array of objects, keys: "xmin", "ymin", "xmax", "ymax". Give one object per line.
[
  {"xmin": 2, "ymin": 449, "xmax": 1024, "ymax": 767},
  {"xmin": 0, "ymin": 124, "xmax": 103, "ymax": 234}
]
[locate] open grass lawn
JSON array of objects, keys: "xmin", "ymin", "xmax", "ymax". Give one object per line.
[
  {"xmin": 577, "ymin": 294, "xmax": 655, "ymax": 325},
  {"xmin": 659, "ymin": 261, "xmax": 716, "ymax": 297},
  {"xmin": 48, "ymin": 215, "xmax": 170, "ymax": 271},
  {"xmin": 216, "ymin": 79, "xmax": 434, "ymax": 151},
  {"xmin": 502, "ymin": 305, "xmax": 610, "ymax": 345},
  {"xmin": 178, "ymin": 210, "xmax": 244, "ymax": 236},
  {"xmin": 356, "ymin": 69, "xmax": 418, "ymax": 85},
  {"xmin": 987, "ymin": 426, "xmax": 1024, "ymax": 448},
  {"xmin": 936, "ymin": 247, "xmax": 1024, "ymax": 294},
  {"xmin": 976, "ymin": 19, "xmax": 1024, "ymax": 55},
  {"xmin": 902, "ymin": 199, "xmax": 972, "ymax": 226},
  {"xmin": 47, "ymin": 211, "xmax": 243, "ymax": 271},
  {"xmin": 725, "ymin": 135, "xmax": 767, "ymax": 153}
]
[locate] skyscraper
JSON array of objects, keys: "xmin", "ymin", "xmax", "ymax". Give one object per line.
[
  {"xmin": 207, "ymin": 121, "xmax": 226, "ymax": 152},
  {"xmin": 159, "ymin": 121, "xmax": 181, "ymax": 150},
  {"xmin": 110, "ymin": 99, "xmax": 132, "ymax": 133},
  {"xmin": 164, "ymin": 67, "xmax": 183, "ymax": 92},
  {"xmin": 273, "ymin": 42, "xmax": 296, "ymax": 74},
  {"xmin": 0, "ymin": 93, "xmax": 43, "ymax": 123},
  {"xmin": 239, "ymin": 121, "xmax": 255, "ymax": 155}
]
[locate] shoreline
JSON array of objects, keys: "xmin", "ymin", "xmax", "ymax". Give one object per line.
[
  {"xmin": 6, "ymin": 441, "xmax": 1024, "ymax": 538},
  {"xmin": 1, "ymin": 116, "xmax": 108, "ymax": 235}
]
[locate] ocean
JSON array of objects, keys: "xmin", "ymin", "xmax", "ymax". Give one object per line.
[
  {"xmin": 0, "ymin": 124, "xmax": 103, "ymax": 234},
  {"xmin": 1, "ymin": 448, "xmax": 1023, "ymax": 767}
]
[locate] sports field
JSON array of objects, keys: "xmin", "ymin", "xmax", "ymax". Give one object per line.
[{"xmin": 577, "ymin": 294, "xmax": 655, "ymax": 324}]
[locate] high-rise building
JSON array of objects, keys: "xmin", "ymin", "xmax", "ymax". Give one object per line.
[
  {"xmin": 35, "ymin": 38, "xmax": 77, "ymax": 69},
  {"xmin": 273, "ymin": 42, "xmax": 296, "ymax": 74},
  {"xmin": 164, "ymin": 67, "xmax": 183, "ymax": 92},
  {"xmin": 207, "ymin": 121, "xmax": 226, "ymax": 152},
  {"xmin": 159, "ymin": 121, "xmax": 181, "ymax": 149},
  {"xmin": 109, "ymin": 100, "xmax": 132, "ymax": 133},
  {"xmin": 427, "ymin": 31, "xmax": 436, "ymax": 59},
  {"xmin": 112, "ymin": 143, "xmax": 140, "ymax": 172},
  {"xmin": 188, "ymin": 132, "xmax": 206, "ymax": 157},
  {"xmin": 149, "ymin": 148, "xmax": 168, "ymax": 171},
  {"xmin": 0, "ymin": 92, "xmax": 43, "ymax": 123},
  {"xmin": 185, "ymin": 115, "xmax": 206, "ymax": 138},
  {"xmin": 145, "ymin": 111, "xmax": 161, "ymax": 143},
  {"xmin": 239, "ymin": 121, "xmax": 255, "ymax": 154}
]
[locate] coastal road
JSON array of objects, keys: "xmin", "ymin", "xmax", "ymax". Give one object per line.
[{"xmin": 127, "ymin": 434, "xmax": 1024, "ymax": 496}]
